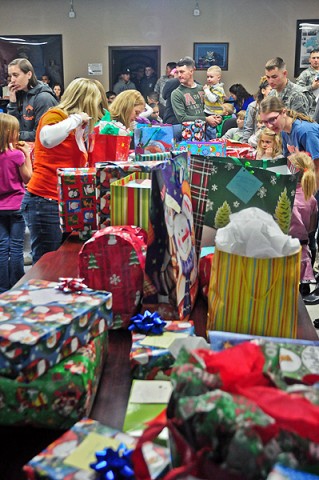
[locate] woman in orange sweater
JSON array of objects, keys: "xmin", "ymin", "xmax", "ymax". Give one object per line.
[{"xmin": 21, "ymin": 77, "xmax": 106, "ymax": 264}]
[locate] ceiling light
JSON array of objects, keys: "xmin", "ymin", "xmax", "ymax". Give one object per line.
[{"xmin": 69, "ymin": 0, "xmax": 76, "ymax": 18}]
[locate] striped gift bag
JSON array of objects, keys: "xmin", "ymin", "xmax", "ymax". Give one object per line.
[
  {"xmin": 207, "ymin": 247, "xmax": 301, "ymax": 338},
  {"xmin": 110, "ymin": 172, "xmax": 151, "ymax": 231}
]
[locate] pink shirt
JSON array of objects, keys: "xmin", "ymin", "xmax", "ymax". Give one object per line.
[{"xmin": 0, "ymin": 149, "xmax": 26, "ymax": 210}]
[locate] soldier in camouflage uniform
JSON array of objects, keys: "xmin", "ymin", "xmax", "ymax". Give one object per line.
[
  {"xmin": 296, "ymin": 49, "xmax": 319, "ymax": 119},
  {"xmin": 265, "ymin": 57, "xmax": 311, "ymax": 116}
]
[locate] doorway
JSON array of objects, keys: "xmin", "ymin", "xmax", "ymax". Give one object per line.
[{"xmin": 109, "ymin": 46, "xmax": 161, "ymax": 91}]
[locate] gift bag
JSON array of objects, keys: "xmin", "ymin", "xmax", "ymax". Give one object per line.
[
  {"xmin": 202, "ymin": 156, "xmax": 298, "ymax": 248},
  {"xmin": 134, "ymin": 125, "xmax": 174, "ymax": 154},
  {"xmin": 182, "ymin": 119, "xmax": 206, "ymax": 141},
  {"xmin": 110, "ymin": 172, "xmax": 151, "ymax": 231},
  {"xmin": 143, "ymin": 157, "xmax": 198, "ymax": 320},
  {"xmin": 207, "ymin": 246, "xmax": 301, "ymax": 338},
  {"xmin": 78, "ymin": 225, "xmax": 147, "ymax": 329},
  {"xmin": 88, "ymin": 131, "xmax": 131, "ymax": 165}
]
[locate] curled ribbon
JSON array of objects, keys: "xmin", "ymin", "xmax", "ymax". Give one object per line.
[
  {"xmin": 90, "ymin": 443, "xmax": 134, "ymax": 480},
  {"xmin": 128, "ymin": 310, "xmax": 166, "ymax": 335},
  {"xmin": 56, "ymin": 277, "xmax": 87, "ymax": 294}
]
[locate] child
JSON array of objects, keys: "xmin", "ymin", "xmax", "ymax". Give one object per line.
[
  {"xmin": 203, "ymin": 65, "xmax": 225, "ymax": 140},
  {"xmin": 248, "ymin": 115, "xmax": 264, "ymax": 147},
  {"xmin": 288, "ymin": 152, "xmax": 318, "ymax": 296},
  {"xmin": 0, "ymin": 113, "xmax": 32, "ymax": 292},
  {"xmin": 255, "ymin": 127, "xmax": 283, "ymax": 159},
  {"xmin": 149, "ymin": 102, "xmax": 163, "ymax": 124},
  {"xmin": 216, "ymin": 103, "xmax": 236, "ymax": 137},
  {"xmin": 221, "ymin": 110, "xmax": 246, "ymax": 142}
]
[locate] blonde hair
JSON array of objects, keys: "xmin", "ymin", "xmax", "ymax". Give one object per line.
[
  {"xmin": 222, "ymin": 103, "xmax": 234, "ymax": 115},
  {"xmin": 0, "ymin": 113, "xmax": 19, "ymax": 153},
  {"xmin": 289, "ymin": 152, "xmax": 317, "ymax": 201},
  {"xmin": 92, "ymin": 79, "xmax": 109, "ymax": 119},
  {"xmin": 109, "ymin": 90, "xmax": 145, "ymax": 129},
  {"xmin": 236, "ymin": 110, "xmax": 246, "ymax": 120},
  {"xmin": 58, "ymin": 78, "xmax": 103, "ymax": 132},
  {"xmin": 256, "ymin": 127, "xmax": 282, "ymax": 158},
  {"xmin": 207, "ymin": 65, "xmax": 222, "ymax": 75},
  {"xmin": 260, "ymin": 96, "xmax": 314, "ymax": 123}
]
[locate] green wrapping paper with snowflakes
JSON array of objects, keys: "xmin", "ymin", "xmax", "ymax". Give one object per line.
[{"xmin": 201, "ymin": 157, "xmax": 298, "ymax": 247}]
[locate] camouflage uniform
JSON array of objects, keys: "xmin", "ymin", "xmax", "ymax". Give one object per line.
[
  {"xmin": 296, "ymin": 66, "xmax": 319, "ymax": 117},
  {"xmin": 268, "ymin": 79, "xmax": 310, "ymax": 116}
]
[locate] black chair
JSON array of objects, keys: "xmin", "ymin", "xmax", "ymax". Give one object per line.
[{"xmin": 221, "ymin": 118, "xmax": 237, "ymax": 137}]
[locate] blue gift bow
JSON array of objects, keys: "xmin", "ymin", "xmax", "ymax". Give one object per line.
[
  {"xmin": 90, "ymin": 443, "xmax": 134, "ymax": 480},
  {"xmin": 128, "ymin": 310, "xmax": 166, "ymax": 334}
]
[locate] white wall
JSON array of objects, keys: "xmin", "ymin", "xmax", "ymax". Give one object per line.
[{"xmin": 0, "ymin": 0, "xmax": 318, "ymax": 94}]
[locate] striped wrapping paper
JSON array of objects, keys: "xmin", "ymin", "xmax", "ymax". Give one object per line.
[
  {"xmin": 134, "ymin": 152, "xmax": 172, "ymax": 162},
  {"xmin": 207, "ymin": 247, "xmax": 301, "ymax": 338},
  {"xmin": 110, "ymin": 172, "xmax": 151, "ymax": 231}
]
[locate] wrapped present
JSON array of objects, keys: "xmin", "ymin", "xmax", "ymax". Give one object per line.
[
  {"xmin": 208, "ymin": 330, "xmax": 319, "ymax": 353},
  {"xmin": 79, "ymin": 226, "xmax": 147, "ymax": 329},
  {"xmin": 182, "ymin": 119, "xmax": 206, "ymax": 141},
  {"xmin": 134, "ymin": 151, "xmax": 172, "ymax": 162},
  {"xmin": 0, "ymin": 331, "xmax": 108, "ymax": 428},
  {"xmin": 186, "ymin": 139, "xmax": 226, "ymax": 157},
  {"xmin": 0, "ymin": 279, "xmax": 112, "ymax": 382},
  {"xmin": 95, "ymin": 152, "xmax": 187, "ymax": 229},
  {"xmin": 110, "ymin": 173, "xmax": 151, "ymax": 231},
  {"xmin": 130, "ymin": 319, "xmax": 195, "ymax": 380},
  {"xmin": 198, "ymin": 246, "xmax": 215, "ymax": 298},
  {"xmin": 57, "ymin": 167, "xmax": 97, "ymax": 235},
  {"xmin": 134, "ymin": 125, "xmax": 174, "ymax": 154},
  {"xmin": 23, "ymin": 417, "xmax": 170, "ymax": 480},
  {"xmin": 132, "ymin": 344, "xmax": 319, "ymax": 479},
  {"xmin": 123, "ymin": 379, "xmax": 171, "ymax": 441}
]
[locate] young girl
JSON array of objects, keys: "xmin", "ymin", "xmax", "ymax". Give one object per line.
[
  {"xmin": 255, "ymin": 127, "xmax": 283, "ymax": 159},
  {"xmin": 0, "ymin": 113, "xmax": 32, "ymax": 292},
  {"xmin": 288, "ymin": 152, "xmax": 318, "ymax": 296}
]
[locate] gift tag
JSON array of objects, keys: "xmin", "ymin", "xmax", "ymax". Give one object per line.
[
  {"xmin": 129, "ymin": 380, "xmax": 173, "ymax": 404},
  {"xmin": 226, "ymin": 167, "xmax": 263, "ymax": 204}
]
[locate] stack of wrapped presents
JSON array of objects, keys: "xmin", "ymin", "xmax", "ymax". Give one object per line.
[{"xmin": 3, "ymin": 120, "xmax": 319, "ymax": 479}]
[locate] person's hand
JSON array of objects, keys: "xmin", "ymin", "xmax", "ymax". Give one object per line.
[
  {"xmin": 8, "ymin": 81, "xmax": 19, "ymax": 101},
  {"xmin": 312, "ymin": 78, "xmax": 319, "ymax": 90},
  {"xmin": 15, "ymin": 141, "xmax": 30, "ymax": 157},
  {"xmin": 206, "ymin": 114, "xmax": 222, "ymax": 127},
  {"xmin": 78, "ymin": 112, "xmax": 91, "ymax": 128}
]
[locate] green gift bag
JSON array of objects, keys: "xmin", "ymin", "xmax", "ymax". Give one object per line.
[
  {"xmin": 201, "ymin": 156, "xmax": 298, "ymax": 247},
  {"xmin": 110, "ymin": 172, "xmax": 151, "ymax": 231}
]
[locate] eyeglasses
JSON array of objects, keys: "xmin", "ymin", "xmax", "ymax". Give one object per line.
[{"xmin": 262, "ymin": 113, "xmax": 280, "ymax": 126}]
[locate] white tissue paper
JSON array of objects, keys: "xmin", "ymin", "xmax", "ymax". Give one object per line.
[{"xmin": 215, "ymin": 207, "xmax": 300, "ymax": 258}]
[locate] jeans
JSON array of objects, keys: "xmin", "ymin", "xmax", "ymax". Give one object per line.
[
  {"xmin": 205, "ymin": 125, "xmax": 217, "ymax": 141},
  {"xmin": 20, "ymin": 191, "xmax": 63, "ymax": 265},
  {"xmin": 0, "ymin": 211, "xmax": 25, "ymax": 292}
]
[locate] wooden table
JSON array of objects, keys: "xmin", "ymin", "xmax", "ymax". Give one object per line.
[{"xmin": 1, "ymin": 233, "xmax": 318, "ymax": 479}]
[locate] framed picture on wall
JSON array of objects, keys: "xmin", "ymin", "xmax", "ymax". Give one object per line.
[
  {"xmin": 193, "ymin": 42, "xmax": 229, "ymax": 70},
  {"xmin": 0, "ymin": 34, "xmax": 63, "ymax": 87},
  {"xmin": 295, "ymin": 20, "xmax": 319, "ymax": 77}
]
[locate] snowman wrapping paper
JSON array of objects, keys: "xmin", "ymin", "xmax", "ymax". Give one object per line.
[
  {"xmin": 57, "ymin": 167, "xmax": 97, "ymax": 234},
  {"xmin": 143, "ymin": 158, "xmax": 198, "ymax": 320},
  {"xmin": 0, "ymin": 279, "xmax": 112, "ymax": 382}
]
